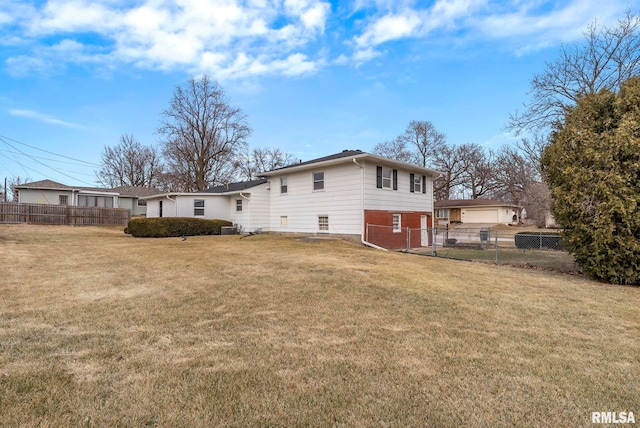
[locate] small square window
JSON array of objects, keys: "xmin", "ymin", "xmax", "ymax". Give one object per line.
[
  {"xmin": 194, "ymin": 199, "xmax": 205, "ymax": 216},
  {"xmin": 236, "ymin": 199, "xmax": 242, "ymax": 212},
  {"xmin": 280, "ymin": 177, "xmax": 288, "ymax": 194},
  {"xmin": 318, "ymin": 215, "xmax": 329, "ymax": 231},
  {"xmin": 280, "ymin": 216, "xmax": 288, "ymax": 226},
  {"xmin": 59, "ymin": 195, "xmax": 68, "ymax": 205},
  {"xmin": 392, "ymin": 214, "xmax": 401, "ymax": 233},
  {"xmin": 313, "ymin": 172, "xmax": 324, "ymax": 190}
]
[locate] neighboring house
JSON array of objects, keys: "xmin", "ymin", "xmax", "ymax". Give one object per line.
[
  {"xmin": 434, "ymin": 199, "xmax": 522, "ymax": 225},
  {"xmin": 14, "ymin": 180, "xmax": 156, "ymax": 216},
  {"xmin": 144, "ymin": 150, "xmax": 441, "ymax": 249}
]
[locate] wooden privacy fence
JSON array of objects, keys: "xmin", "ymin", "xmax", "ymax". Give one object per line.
[{"xmin": 0, "ymin": 203, "xmax": 131, "ymax": 226}]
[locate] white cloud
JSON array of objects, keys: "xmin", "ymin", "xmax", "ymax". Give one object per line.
[
  {"xmin": 349, "ymin": 0, "xmax": 630, "ymax": 64},
  {"xmin": 4, "ymin": 0, "xmax": 331, "ymax": 79},
  {"xmin": 9, "ymin": 109, "xmax": 86, "ymax": 128}
]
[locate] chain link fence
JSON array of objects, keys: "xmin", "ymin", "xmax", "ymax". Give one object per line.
[{"xmin": 366, "ymin": 224, "xmax": 578, "ymax": 274}]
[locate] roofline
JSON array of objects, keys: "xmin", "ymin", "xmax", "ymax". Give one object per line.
[
  {"xmin": 435, "ymin": 202, "xmax": 523, "ymax": 209},
  {"xmin": 260, "ymin": 152, "xmax": 443, "ymax": 177},
  {"xmin": 141, "ymin": 189, "xmax": 262, "ymax": 200}
]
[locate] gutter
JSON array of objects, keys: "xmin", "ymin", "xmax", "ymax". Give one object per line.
[{"xmin": 352, "ymin": 158, "xmax": 387, "ymax": 251}]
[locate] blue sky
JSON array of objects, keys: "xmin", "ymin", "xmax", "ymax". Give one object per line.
[{"xmin": 0, "ymin": 0, "xmax": 636, "ymax": 187}]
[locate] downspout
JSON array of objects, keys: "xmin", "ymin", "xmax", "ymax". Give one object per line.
[
  {"xmin": 239, "ymin": 192, "xmax": 251, "ymax": 231},
  {"xmin": 352, "ymin": 158, "xmax": 387, "ymax": 251}
]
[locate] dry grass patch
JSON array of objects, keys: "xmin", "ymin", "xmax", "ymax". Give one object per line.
[{"xmin": 0, "ymin": 224, "xmax": 638, "ymax": 427}]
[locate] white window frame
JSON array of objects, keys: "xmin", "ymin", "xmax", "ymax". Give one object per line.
[
  {"xmin": 318, "ymin": 215, "xmax": 329, "ymax": 232},
  {"xmin": 382, "ymin": 168, "xmax": 392, "ymax": 189},
  {"xmin": 392, "ymin": 214, "xmax": 401, "ymax": 233},
  {"xmin": 414, "ymin": 175, "xmax": 422, "ymax": 193},
  {"xmin": 436, "ymin": 209, "xmax": 449, "ymax": 219},
  {"xmin": 280, "ymin": 216, "xmax": 288, "ymax": 226},
  {"xmin": 280, "ymin": 177, "xmax": 288, "ymax": 194},
  {"xmin": 313, "ymin": 171, "xmax": 324, "ymax": 191},
  {"xmin": 59, "ymin": 195, "xmax": 68, "ymax": 205},
  {"xmin": 236, "ymin": 199, "xmax": 242, "ymax": 212},
  {"xmin": 194, "ymin": 199, "xmax": 205, "ymax": 216}
]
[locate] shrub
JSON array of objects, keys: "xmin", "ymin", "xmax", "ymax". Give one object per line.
[
  {"xmin": 514, "ymin": 232, "xmax": 563, "ymax": 250},
  {"xmin": 124, "ymin": 218, "xmax": 233, "ymax": 238}
]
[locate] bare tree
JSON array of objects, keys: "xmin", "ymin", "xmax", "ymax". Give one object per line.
[
  {"xmin": 509, "ymin": 10, "xmax": 640, "ymax": 133},
  {"xmin": 96, "ymin": 134, "xmax": 163, "ymax": 188},
  {"xmin": 235, "ymin": 147, "xmax": 295, "ymax": 181},
  {"xmin": 458, "ymin": 143, "xmax": 496, "ymax": 199},
  {"xmin": 432, "ymin": 144, "xmax": 465, "ymax": 200},
  {"xmin": 401, "ymin": 120, "xmax": 446, "ymax": 167},
  {"xmin": 372, "ymin": 136, "xmax": 414, "ymax": 164},
  {"xmin": 158, "ymin": 76, "xmax": 251, "ymax": 191}
]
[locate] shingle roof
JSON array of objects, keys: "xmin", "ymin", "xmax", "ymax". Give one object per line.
[
  {"xmin": 110, "ymin": 186, "xmax": 162, "ymax": 198},
  {"xmin": 198, "ymin": 178, "xmax": 268, "ymax": 194},
  {"xmin": 435, "ymin": 199, "xmax": 521, "ymax": 208},
  {"xmin": 265, "ymin": 150, "xmax": 364, "ymax": 173},
  {"xmin": 15, "ymin": 180, "xmax": 157, "ymax": 198},
  {"xmin": 14, "ymin": 179, "xmax": 71, "ymax": 190}
]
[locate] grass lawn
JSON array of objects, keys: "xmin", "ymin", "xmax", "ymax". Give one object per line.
[{"xmin": 1, "ymin": 225, "xmax": 638, "ymax": 427}]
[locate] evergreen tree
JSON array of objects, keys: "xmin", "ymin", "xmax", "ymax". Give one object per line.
[{"xmin": 542, "ymin": 77, "xmax": 640, "ymax": 284}]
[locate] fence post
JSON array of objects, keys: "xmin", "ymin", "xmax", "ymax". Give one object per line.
[
  {"xmin": 432, "ymin": 227, "xmax": 437, "ymax": 256},
  {"xmin": 495, "ymin": 235, "xmax": 499, "ymax": 263},
  {"xmin": 540, "ymin": 232, "xmax": 543, "ymax": 250},
  {"xmin": 406, "ymin": 227, "xmax": 410, "ymax": 250}
]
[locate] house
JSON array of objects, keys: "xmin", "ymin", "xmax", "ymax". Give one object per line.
[
  {"xmin": 13, "ymin": 180, "xmax": 157, "ymax": 216},
  {"xmin": 143, "ymin": 179, "xmax": 270, "ymax": 232},
  {"xmin": 143, "ymin": 150, "xmax": 441, "ymax": 249},
  {"xmin": 434, "ymin": 199, "xmax": 522, "ymax": 225}
]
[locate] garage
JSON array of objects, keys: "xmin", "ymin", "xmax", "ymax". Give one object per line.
[{"xmin": 462, "ymin": 208, "xmax": 499, "ymax": 223}]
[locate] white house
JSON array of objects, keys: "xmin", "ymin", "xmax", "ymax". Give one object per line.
[
  {"xmin": 13, "ymin": 180, "xmax": 156, "ymax": 216},
  {"xmin": 143, "ymin": 150, "xmax": 441, "ymax": 249}
]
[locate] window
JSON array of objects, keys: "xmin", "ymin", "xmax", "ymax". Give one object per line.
[
  {"xmin": 414, "ymin": 175, "xmax": 422, "ymax": 193},
  {"xmin": 436, "ymin": 209, "xmax": 449, "ymax": 219},
  {"xmin": 376, "ymin": 166, "xmax": 397, "ymax": 190},
  {"xmin": 59, "ymin": 195, "xmax": 68, "ymax": 205},
  {"xmin": 280, "ymin": 216, "xmax": 288, "ymax": 226},
  {"xmin": 313, "ymin": 172, "xmax": 324, "ymax": 190},
  {"xmin": 318, "ymin": 215, "xmax": 329, "ymax": 231},
  {"xmin": 392, "ymin": 214, "xmax": 401, "ymax": 233},
  {"xmin": 382, "ymin": 168, "xmax": 392, "ymax": 189},
  {"xmin": 78, "ymin": 195, "xmax": 114, "ymax": 208},
  {"xmin": 280, "ymin": 177, "xmax": 288, "ymax": 194},
  {"xmin": 236, "ymin": 199, "xmax": 242, "ymax": 212},
  {"xmin": 194, "ymin": 199, "xmax": 205, "ymax": 216},
  {"xmin": 137, "ymin": 199, "xmax": 147, "ymax": 207}
]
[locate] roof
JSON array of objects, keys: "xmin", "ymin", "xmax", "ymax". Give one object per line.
[
  {"xmin": 15, "ymin": 180, "xmax": 158, "ymax": 198},
  {"xmin": 260, "ymin": 149, "xmax": 442, "ymax": 177},
  {"xmin": 197, "ymin": 179, "xmax": 268, "ymax": 194},
  {"xmin": 110, "ymin": 186, "xmax": 162, "ymax": 198},
  {"xmin": 435, "ymin": 199, "xmax": 522, "ymax": 209}
]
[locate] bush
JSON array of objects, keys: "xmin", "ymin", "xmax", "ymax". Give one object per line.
[
  {"xmin": 124, "ymin": 218, "xmax": 233, "ymax": 238},
  {"xmin": 514, "ymin": 232, "xmax": 563, "ymax": 250}
]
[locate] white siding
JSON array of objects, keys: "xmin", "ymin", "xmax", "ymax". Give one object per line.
[
  {"xmin": 362, "ymin": 161, "xmax": 434, "ymax": 212},
  {"xmin": 18, "ymin": 189, "xmax": 73, "ymax": 205},
  {"xmin": 227, "ymin": 186, "xmax": 271, "ymax": 232},
  {"xmin": 268, "ymin": 162, "xmax": 363, "ymax": 235}
]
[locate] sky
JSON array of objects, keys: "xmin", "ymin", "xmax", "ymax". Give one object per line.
[{"xmin": 0, "ymin": 0, "xmax": 636, "ymax": 187}]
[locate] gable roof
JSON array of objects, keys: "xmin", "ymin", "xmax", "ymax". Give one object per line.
[
  {"xmin": 435, "ymin": 199, "xmax": 521, "ymax": 209},
  {"xmin": 15, "ymin": 180, "xmax": 158, "ymax": 198},
  {"xmin": 197, "ymin": 179, "xmax": 268, "ymax": 194},
  {"xmin": 260, "ymin": 149, "xmax": 442, "ymax": 177}
]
